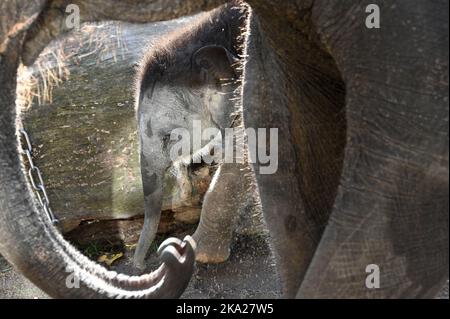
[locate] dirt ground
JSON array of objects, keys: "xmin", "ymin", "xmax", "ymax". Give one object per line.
[
  {"xmin": 0, "ymin": 234, "xmax": 447, "ymax": 299},
  {"xmin": 0, "ymin": 233, "xmax": 280, "ymax": 299}
]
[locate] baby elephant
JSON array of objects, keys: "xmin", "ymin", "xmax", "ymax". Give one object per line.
[{"xmin": 133, "ymin": 2, "xmax": 256, "ymax": 269}]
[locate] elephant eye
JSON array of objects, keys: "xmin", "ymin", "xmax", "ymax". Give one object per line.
[
  {"xmin": 146, "ymin": 80, "xmax": 157, "ymax": 100},
  {"xmin": 162, "ymin": 133, "xmax": 171, "ymax": 149},
  {"xmin": 199, "ymin": 59, "xmax": 211, "ymax": 70}
]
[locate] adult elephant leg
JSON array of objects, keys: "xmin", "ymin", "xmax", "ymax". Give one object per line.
[
  {"xmin": 298, "ymin": 0, "xmax": 449, "ymax": 298},
  {"xmin": 242, "ymin": 12, "xmax": 347, "ymax": 297},
  {"xmin": 192, "ymin": 163, "xmax": 250, "ymax": 264}
]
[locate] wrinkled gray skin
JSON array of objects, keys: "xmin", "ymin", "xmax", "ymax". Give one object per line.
[
  {"xmin": 0, "ymin": 0, "xmax": 448, "ymax": 298},
  {"xmin": 133, "ymin": 4, "xmax": 252, "ymax": 269}
]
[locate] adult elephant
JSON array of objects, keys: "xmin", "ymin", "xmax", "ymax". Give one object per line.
[
  {"xmin": 243, "ymin": 1, "xmax": 448, "ymax": 298},
  {"xmin": 0, "ymin": 0, "xmax": 448, "ymax": 298}
]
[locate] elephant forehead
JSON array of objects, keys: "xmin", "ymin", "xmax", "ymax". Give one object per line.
[
  {"xmin": 139, "ymin": 85, "xmax": 217, "ymax": 131},
  {"xmin": 144, "ymin": 84, "xmax": 205, "ymax": 114},
  {"xmin": 142, "ymin": 85, "xmax": 187, "ymax": 111}
]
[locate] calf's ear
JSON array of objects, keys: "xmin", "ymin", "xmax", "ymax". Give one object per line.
[{"xmin": 192, "ymin": 45, "xmax": 239, "ymax": 88}]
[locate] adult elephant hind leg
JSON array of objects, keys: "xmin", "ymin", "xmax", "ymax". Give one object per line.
[
  {"xmin": 241, "ymin": 12, "xmax": 347, "ymax": 297},
  {"xmin": 298, "ymin": 0, "xmax": 449, "ymax": 298},
  {"xmin": 192, "ymin": 163, "xmax": 247, "ymax": 263}
]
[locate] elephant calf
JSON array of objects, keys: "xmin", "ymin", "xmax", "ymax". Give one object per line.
[{"xmin": 133, "ymin": 2, "xmax": 257, "ymax": 269}]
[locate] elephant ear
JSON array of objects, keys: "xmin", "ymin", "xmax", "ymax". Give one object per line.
[{"xmin": 192, "ymin": 45, "xmax": 239, "ymax": 88}]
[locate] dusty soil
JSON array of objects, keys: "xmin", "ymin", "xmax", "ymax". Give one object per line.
[
  {"xmin": 0, "ymin": 232, "xmax": 280, "ymax": 299},
  {"xmin": 0, "ymin": 254, "xmax": 49, "ymax": 299},
  {"xmin": 0, "ymin": 232, "xmax": 447, "ymax": 299},
  {"xmin": 114, "ymin": 233, "xmax": 281, "ymax": 299},
  {"xmin": 85, "ymin": 230, "xmax": 281, "ymax": 298}
]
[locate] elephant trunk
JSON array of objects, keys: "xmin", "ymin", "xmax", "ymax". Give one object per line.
[
  {"xmin": 133, "ymin": 151, "xmax": 168, "ymax": 270},
  {"xmin": 0, "ymin": 59, "xmax": 195, "ymax": 297},
  {"xmin": 0, "ymin": 131, "xmax": 196, "ymax": 298}
]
